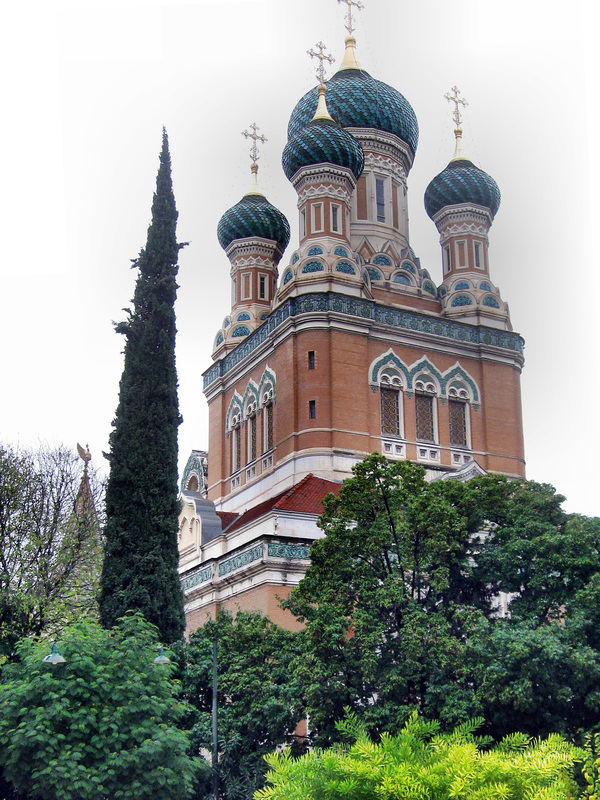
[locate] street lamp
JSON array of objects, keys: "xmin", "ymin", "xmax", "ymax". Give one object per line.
[{"xmin": 41, "ymin": 642, "xmax": 66, "ymax": 665}]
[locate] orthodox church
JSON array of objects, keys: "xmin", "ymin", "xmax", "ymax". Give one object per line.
[{"xmin": 178, "ymin": 4, "xmax": 525, "ymax": 633}]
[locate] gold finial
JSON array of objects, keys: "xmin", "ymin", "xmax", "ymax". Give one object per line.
[
  {"xmin": 444, "ymin": 86, "xmax": 469, "ymax": 160},
  {"xmin": 337, "ymin": 0, "xmax": 364, "ymax": 36},
  {"xmin": 77, "ymin": 442, "xmax": 91, "ymax": 475},
  {"xmin": 308, "ymin": 41, "xmax": 335, "ymax": 86},
  {"xmin": 242, "ymin": 124, "xmax": 267, "ymax": 195}
]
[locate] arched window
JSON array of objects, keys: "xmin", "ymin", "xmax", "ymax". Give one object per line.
[
  {"xmin": 231, "ymin": 415, "xmax": 241, "ymax": 474},
  {"xmin": 379, "ymin": 371, "xmax": 404, "ymax": 438},
  {"xmin": 414, "ymin": 375, "xmax": 438, "ymax": 444},
  {"xmin": 447, "ymin": 382, "xmax": 471, "ymax": 450},
  {"xmin": 261, "ymin": 384, "xmax": 274, "ymax": 455}
]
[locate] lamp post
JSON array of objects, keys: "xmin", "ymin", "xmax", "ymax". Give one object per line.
[{"xmin": 212, "ymin": 636, "xmax": 218, "ymax": 800}]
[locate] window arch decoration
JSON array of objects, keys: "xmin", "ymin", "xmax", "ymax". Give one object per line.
[
  {"xmin": 291, "ymin": 252, "xmax": 300, "ymax": 264},
  {"xmin": 215, "ymin": 332, "xmax": 224, "ymax": 348},
  {"xmin": 482, "ymin": 295, "xmax": 500, "ymax": 308},
  {"xmin": 422, "ymin": 280, "xmax": 436, "ymax": 296},
  {"xmin": 243, "ymin": 380, "xmax": 260, "ymax": 417},
  {"xmin": 336, "ymin": 261, "xmax": 356, "ymax": 275},
  {"xmin": 454, "ymin": 281, "xmax": 471, "ymax": 291},
  {"xmin": 232, "ymin": 325, "xmax": 251, "ymax": 337},
  {"xmin": 237, "ymin": 312, "xmax": 251, "ymax": 321},
  {"xmin": 180, "ymin": 451, "xmax": 207, "ymax": 495},
  {"xmin": 392, "ymin": 273, "xmax": 411, "ymax": 286},
  {"xmin": 334, "ymin": 247, "xmax": 349, "ymax": 257},
  {"xmin": 258, "ymin": 366, "xmax": 277, "ymax": 407},
  {"xmin": 451, "ymin": 295, "xmax": 473, "ymax": 307},
  {"xmin": 372, "ymin": 254, "xmax": 392, "ymax": 266},
  {"xmin": 308, "ymin": 246, "xmax": 324, "ymax": 256},
  {"xmin": 367, "ymin": 267, "xmax": 382, "ymax": 281},
  {"xmin": 283, "ymin": 269, "xmax": 294, "ymax": 285},
  {"xmin": 401, "ymin": 261, "xmax": 416, "ymax": 274},
  {"xmin": 441, "ymin": 364, "xmax": 480, "ymax": 408},
  {"xmin": 225, "ymin": 392, "xmax": 244, "ymax": 437},
  {"xmin": 479, "ymin": 282, "xmax": 492, "ymax": 291},
  {"xmin": 302, "ymin": 260, "xmax": 324, "ymax": 274},
  {"xmin": 369, "ymin": 350, "xmax": 411, "ymax": 390},
  {"xmin": 406, "ymin": 357, "xmax": 444, "ymax": 398}
]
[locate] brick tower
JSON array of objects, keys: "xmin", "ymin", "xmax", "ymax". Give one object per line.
[{"xmin": 178, "ymin": 24, "xmax": 525, "ymax": 633}]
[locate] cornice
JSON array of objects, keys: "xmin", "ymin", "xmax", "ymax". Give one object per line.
[{"xmin": 203, "ymin": 292, "xmax": 525, "ymax": 394}]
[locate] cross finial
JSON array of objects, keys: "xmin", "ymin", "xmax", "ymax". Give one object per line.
[
  {"xmin": 444, "ymin": 85, "xmax": 469, "ymax": 130},
  {"xmin": 308, "ymin": 41, "xmax": 335, "ymax": 85},
  {"xmin": 337, "ymin": 0, "xmax": 364, "ymax": 36},
  {"xmin": 242, "ymin": 123, "xmax": 267, "ymax": 166}
]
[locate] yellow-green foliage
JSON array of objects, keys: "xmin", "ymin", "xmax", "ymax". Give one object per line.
[
  {"xmin": 582, "ymin": 734, "xmax": 600, "ymax": 800},
  {"xmin": 256, "ymin": 714, "xmax": 581, "ymax": 800}
]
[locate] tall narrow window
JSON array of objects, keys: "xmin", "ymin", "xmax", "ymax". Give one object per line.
[
  {"xmin": 309, "ymin": 400, "xmax": 316, "ymax": 419},
  {"xmin": 331, "ymin": 204, "xmax": 340, "ymax": 232},
  {"xmin": 356, "ymin": 176, "xmax": 368, "ymax": 219},
  {"xmin": 301, "ymin": 209, "xmax": 306, "ymax": 237},
  {"xmin": 392, "ymin": 181, "xmax": 399, "ymax": 229},
  {"xmin": 415, "ymin": 394, "xmax": 434, "ymax": 442},
  {"xmin": 231, "ymin": 425, "xmax": 241, "ymax": 473},
  {"xmin": 376, "ymin": 178, "xmax": 385, "ymax": 222},
  {"xmin": 247, "ymin": 415, "xmax": 257, "ymax": 462},
  {"xmin": 259, "ymin": 274, "xmax": 267, "ymax": 300},
  {"xmin": 456, "ymin": 240, "xmax": 467, "ymax": 268},
  {"xmin": 263, "ymin": 404, "xmax": 273, "ymax": 453},
  {"xmin": 308, "ymin": 351, "xmax": 315, "ymax": 370},
  {"xmin": 449, "ymin": 400, "xmax": 467, "ymax": 447},
  {"xmin": 380, "ymin": 388, "xmax": 400, "ymax": 436},
  {"xmin": 474, "ymin": 241, "xmax": 482, "ymax": 269},
  {"xmin": 444, "ymin": 246, "xmax": 451, "ymax": 273}
]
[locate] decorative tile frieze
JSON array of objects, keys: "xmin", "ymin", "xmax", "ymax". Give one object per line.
[
  {"xmin": 218, "ymin": 544, "xmax": 264, "ymax": 577},
  {"xmin": 181, "ymin": 566, "xmax": 212, "ymax": 592},
  {"xmin": 267, "ymin": 542, "xmax": 311, "ymax": 560},
  {"xmin": 203, "ymin": 293, "xmax": 524, "ymax": 389}
]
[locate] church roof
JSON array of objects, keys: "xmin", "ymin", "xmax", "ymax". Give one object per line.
[{"xmin": 219, "ymin": 474, "xmax": 341, "ymax": 534}]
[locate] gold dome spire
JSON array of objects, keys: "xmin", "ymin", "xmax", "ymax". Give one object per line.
[
  {"xmin": 307, "ymin": 42, "xmax": 336, "ymax": 121},
  {"xmin": 444, "ymin": 86, "xmax": 469, "ymax": 160},
  {"xmin": 337, "ymin": 0, "xmax": 364, "ymax": 69}
]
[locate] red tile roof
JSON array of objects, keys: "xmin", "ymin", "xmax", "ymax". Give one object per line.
[{"xmin": 222, "ymin": 474, "xmax": 341, "ymax": 534}]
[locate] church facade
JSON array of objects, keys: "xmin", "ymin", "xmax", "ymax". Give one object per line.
[{"xmin": 178, "ymin": 21, "xmax": 525, "ymax": 633}]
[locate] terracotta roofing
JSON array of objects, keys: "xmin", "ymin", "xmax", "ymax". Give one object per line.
[
  {"xmin": 216, "ymin": 511, "xmax": 239, "ymax": 530},
  {"xmin": 221, "ymin": 474, "xmax": 341, "ymax": 534}
]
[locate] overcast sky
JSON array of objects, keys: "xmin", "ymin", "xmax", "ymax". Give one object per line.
[{"xmin": 1, "ymin": 0, "xmax": 598, "ymax": 515}]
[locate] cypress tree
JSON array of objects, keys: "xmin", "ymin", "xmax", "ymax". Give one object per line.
[{"xmin": 99, "ymin": 129, "xmax": 185, "ymax": 643}]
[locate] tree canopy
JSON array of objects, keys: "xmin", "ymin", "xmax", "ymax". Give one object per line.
[
  {"xmin": 99, "ymin": 129, "xmax": 185, "ymax": 643},
  {"xmin": 0, "ymin": 614, "xmax": 202, "ymax": 800},
  {"xmin": 0, "ymin": 442, "xmax": 103, "ymax": 663},
  {"xmin": 257, "ymin": 713, "xmax": 581, "ymax": 800},
  {"xmin": 283, "ymin": 453, "xmax": 600, "ymax": 743}
]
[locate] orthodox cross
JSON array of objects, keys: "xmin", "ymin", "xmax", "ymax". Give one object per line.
[
  {"xmin": 242, "ymin": 123, "xmax": 267, "ymax": 164},
  {"xmin": 308, "ymin": 41, "xmax": 335, "ymax": 85},
  {"xmin": 445, "ymin": 85, "xmax": 468, "ymax": 129},
  {"xmin": 337, "ymin": 0, "xmax": 364, "ymax": 36}
]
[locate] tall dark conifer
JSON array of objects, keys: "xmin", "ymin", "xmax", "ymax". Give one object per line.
[{"xmin": 99, "ymin": 130, "xmax": 185, "ymax": 643}]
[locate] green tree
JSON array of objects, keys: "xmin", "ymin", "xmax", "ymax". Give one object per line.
[
  {"xmin": 181, "ymin": 611, "xmax": 305, "ymax": 800},
  {"xmin": 284, "ymin": 454, "xmax": 491, "ymax": 743},
  {"xmin": 257, "ymin": 713, "xmax": 580, "ymax": 800},
  {"xmin": 0, "ymin": 443, "xmax": 103, "ymax": 663},
  {"xmin": 0, "ymin": 614, "xmax": 202, "ymax": 800},
  {"xmin": 99, "ymin": 130, "xmax": 185, "ymax": 643},
  {"xmin": 284, "ymin": 453, "xmax": 600, "ymax": 743}
]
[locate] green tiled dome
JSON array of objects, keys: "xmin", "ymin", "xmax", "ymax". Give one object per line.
[
  {"xmin": 282, "ymin": 117, "xmax": 364, "ymax": 181},
  {"xmin": 424, "ymin": 159, "xmax": 501, "ymax": 219},
  {"xmin": 288, "ymin": 69, "xmax": 419, "ymax": 157},
  {"xmin": 217, "ymin": 193, "xmax": 291, "ymax": 251}
]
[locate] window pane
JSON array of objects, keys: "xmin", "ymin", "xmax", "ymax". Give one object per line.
[
  {"xmin": 248, "ymin": 416, "xmax": 256, "ymax": 462},
  {"xmin": 264, "ymin": 405, "xmax": 273, "ymax": 452},
  {"xmin": 449, "ymin": 400, "xmax": 467, "ymax": 447},
  {"xmin": 381, "ymin": 388, "xmax": 399, "ymax": 436},
  {"xmin": 415, "ymin": 394, "xmax": 434, "ymax": 442},
  {"xmin": 232, "ymin": 427, "xmax": 241, "ymax": 472},
  {"xmin": 376, "ymin": 178, "xmax": 385, "ymax": 222}
]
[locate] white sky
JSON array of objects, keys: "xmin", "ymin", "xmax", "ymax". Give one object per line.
[{"xmin": 1, "ymin": 0, "xmax": 599, "ymax": 515}]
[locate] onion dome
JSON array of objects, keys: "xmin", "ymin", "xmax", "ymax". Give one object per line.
[
  {"xmin": 282, "ymin": 84, "xmax": 364, "ymax": 181},
  {"xmin": 217, "ymin": 168, "xmax": 291, "ymax": 252},
  {"xmin": 424, "ymin": 158, "xmax": 501, "ymax": 220},
  {"xmin": 287, "ymin": 38, "xmax": 418, "ymax": 157}
]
